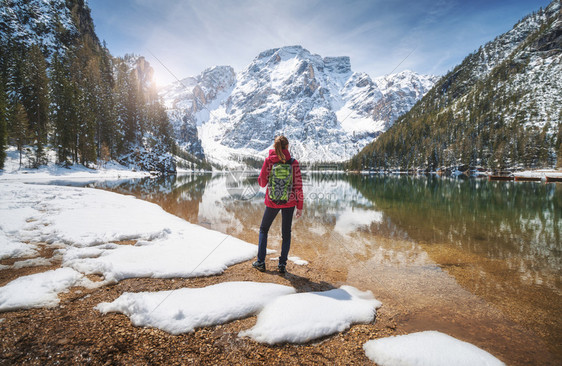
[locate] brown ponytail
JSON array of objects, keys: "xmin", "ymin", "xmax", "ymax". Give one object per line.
[{"xmin": 274, "ymin": 135, "xmax": 289, "ymax": 163}]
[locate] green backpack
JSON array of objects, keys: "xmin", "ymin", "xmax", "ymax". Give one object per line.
[{"xmin": 268, "ymin": 158, "xmax": 295, "ymax": 204}]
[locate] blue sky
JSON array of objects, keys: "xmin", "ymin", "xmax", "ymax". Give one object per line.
[{"xmin": 88, "ymin": 0, "xmax": 552, "ymax": 86}]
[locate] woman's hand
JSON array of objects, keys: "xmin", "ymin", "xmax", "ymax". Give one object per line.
[{"xmin": 295, "ymin": 209, "xmax": 303, "ymax": 219}]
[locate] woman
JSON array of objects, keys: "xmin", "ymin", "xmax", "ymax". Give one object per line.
[{"xmin": 253, "ymin": 135, "xmax": 303, "ymax": 274}]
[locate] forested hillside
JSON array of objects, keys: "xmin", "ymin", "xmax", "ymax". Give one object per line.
[
  {"xmin": 348, "ymin": 1, "xmax": 561, "ymax": 171},
  {"xmin": 0, "ymin": 0, "xmax": 176, "ymax": 172}
]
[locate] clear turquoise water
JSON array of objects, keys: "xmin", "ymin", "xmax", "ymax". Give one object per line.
[{"xmin": 83, "ymin": 172, "xmax": 561, "ymax": 363}]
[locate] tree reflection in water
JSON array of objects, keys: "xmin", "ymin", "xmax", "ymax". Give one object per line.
[{"xmin": 90, "ymin": 172, "xmax": 561, "ymax": 359}]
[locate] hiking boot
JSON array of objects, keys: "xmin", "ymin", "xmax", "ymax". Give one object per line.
[
  {"xmin": 252, "ymin": 261, "xmax": 265, "ymax": 272},
  {"xmin": 278, "ymin": 264, "xmax": 286, "ymax": 274}
]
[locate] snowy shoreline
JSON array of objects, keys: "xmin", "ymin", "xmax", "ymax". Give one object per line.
[
  {"xmin": 0, "ymin": 179, "xmax": 506, "ymax": 364},
  {"xmin": 0, "ymin": 147, "xmax": 152, "ymax": 182},
  {"xmin": 3, "ymin": 143, "xmax": 559, "ymax": 182},
  {"xmin": 0, "ymin": 181, "xmax": 381, "ymax": 343}
]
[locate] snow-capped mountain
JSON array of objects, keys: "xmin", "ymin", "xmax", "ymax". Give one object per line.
[
  {"xmin": 160, "ymin": 46, "xmax": 436, "ymax": 165},
  {"xmin": 349, "ymin": 0, "xmax": 562, "ymax": 171},
  {"xmin": 373, "ymin": 71, "xmax": 439, "ymax": 130},
  {"xmin": 463, "ymin": 1, "xmax": 559, "ymax": 84},
  {"xmin": 160, "ymin": 66, "xmax": 236, "ymax": 159}
]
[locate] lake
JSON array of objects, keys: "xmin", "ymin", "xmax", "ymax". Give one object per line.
[{"xmin": 80, "ymin": 172, "xmax": 561, "ymax": 364}]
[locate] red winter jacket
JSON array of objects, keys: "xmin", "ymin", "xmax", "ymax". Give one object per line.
[{"xmin": 258, "ymin": 149, "xmax": 304, "ymax": 210}]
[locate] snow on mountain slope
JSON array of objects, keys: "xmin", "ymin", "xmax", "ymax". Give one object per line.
[
  {"xmin": 0, "ymin": 0, "xmax": 77, "ymax": 52},
  {"xmin": 496, "ymin": 2, "xmax": 562, "ymax": 134},
  {"xmin": 453, "ymin": 0, "xmax": 560, "ymax": 87},
  {"xmin": 348, "ymin": 0, "xmax": 562, "ymax": 170},
  {"xmin": 446, "ymin": 0, "xmax": 561, "ymax": 136},
  {"xmin": 374, "ymin": 71, "xmax": 440, "ymax": 129},
  {"xmin": 160, "ymin": 46, "xmax": 436, "ymax": 166},
  {"xmin": 160, "ymin": 66, "xmax": 236, "ymax": 159}
]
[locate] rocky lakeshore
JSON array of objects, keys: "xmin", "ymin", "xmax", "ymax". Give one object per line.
[{"xmin": 0, "ymin": 258, "xmax": 399, "ymax": 365}]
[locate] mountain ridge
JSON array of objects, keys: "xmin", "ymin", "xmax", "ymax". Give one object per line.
[
  {"xmin": 348, "ymin": 0, "xmax": 561, "ymax": 171},
  {"xmin": 160, "ymin": 45, "xmax": 438, "ymax": 166}
]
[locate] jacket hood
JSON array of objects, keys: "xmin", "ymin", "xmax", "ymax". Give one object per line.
[{"xmin": 268, "ymin": 149, "xmax": 292, "ymax": 163}]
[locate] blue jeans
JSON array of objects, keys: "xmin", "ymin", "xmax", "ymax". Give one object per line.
[{"xmin": 257, "ymin": 206, "xmax": 295, "ymax": 266}]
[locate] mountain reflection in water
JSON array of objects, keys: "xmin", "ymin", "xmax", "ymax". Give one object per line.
[{"xmin": 85, "ymin": 172, "xmax": 561, "ymax": 363}]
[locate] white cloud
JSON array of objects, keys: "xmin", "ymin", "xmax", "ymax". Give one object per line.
[{"xmin": 89, "ymin": 0, "xmax": 551, "ymax": 85}]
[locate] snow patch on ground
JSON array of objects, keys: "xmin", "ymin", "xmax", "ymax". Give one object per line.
[
  {"xmin": 11, "ymin": 257, "xmax": 54, "ymax": 269},
  {"xmin": 363, "ymin": 331, "xmax": 505, "ymax": 366},
  {"xmin": 65, "ymin": 229, "xmax": 257, "ymax": 283},
  {"xmin": 269, "ymin": 256, "xmax": 309, "ymax": 266},
  {"xmin": 0, "ymin": 230, "xmax": 38, "ymax": 260},
  {"xmin": 0, "ymin": 206, "xmax": 38, "ymax": 233},
  {"xmin": 96, "ymin": 281, "xmax": 295, "ymax": 334},
  {"xmin": 1, "ymin": 183, "xmax": 171, "ymax": 247},
  {"xmin": 240, "ymin": 285, "xmax": 381, "ymax": 344},
  {"xmin": 0, "ymin": 146, "xmax": 150, "ymax": 182},
  {"xmin": 0, "ymin": 268, "xmax": 93, "ymax": 312},
  {"xmin": 514, "ymin": 169, "xmax": 562, "ymax": 179},
  {"xmin": 0, "ymin": 182, "xmax": 260, "ymax": 309}
]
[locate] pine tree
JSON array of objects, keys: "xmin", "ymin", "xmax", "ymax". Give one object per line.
[
  {"xmin": 9, "ymin": 103, "xmax": 30, "ymax": 168},
  {"xmin": 148, "ymin": 100, "xmax": 173, "ymax": 150},
  {"xmin": 78, "ymin": 57, "xmax": 101, "ymax": 164},
  {"xmin": 556, "ymin": 111, "xmax": 562, "ymax": 169},
  {"xmin": 0, "ymin": 75, "xmax": 7, "ymax": 170},
  {"xmin": 112, "ymin": 58, "xmax": 148, "ymax": 156},
  {"xmin": 50, "ymin": 52, "xmax": 78, "ymax": 165},
  {"xmin": 0, "ymin": 37, "xmax": 8, "ymax": 170},
  {"xmin": 97, "ymin": 43, "xmax": 116, "ymax": 158},
  {"xmin": 556, "ymin": 144, "xmax": 562, "ymax": 169},
  {"xmin": 5, "ymin": 43, "xmax": 26, "ymax": 107},
  {"xmin": 125, "ymin": 68, "xmax": 142, "ymax": 146},
  {"xmin": 113, "ymin": 60, "xmax": 129, "ymax": 155},
  {"xmin": 21, "ymin": 45, "xmax": 50, "ymax": 167}
]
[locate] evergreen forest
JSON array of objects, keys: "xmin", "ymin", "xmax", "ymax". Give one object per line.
[{"xmin": 0, "ymin": 0, "xmax": 175, "ymax": 172}]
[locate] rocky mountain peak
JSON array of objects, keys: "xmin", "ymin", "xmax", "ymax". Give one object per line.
[
  {"xmin": 159, "ymin": 65, "xmax": 236, "ymax": 159},
  {"xmin": 160, "ymin": 46, "xmax": 437, "ymax": 166},
  {"xmin": 123, "ymin": 55, "xmax": 155, "ymax": 91}
]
